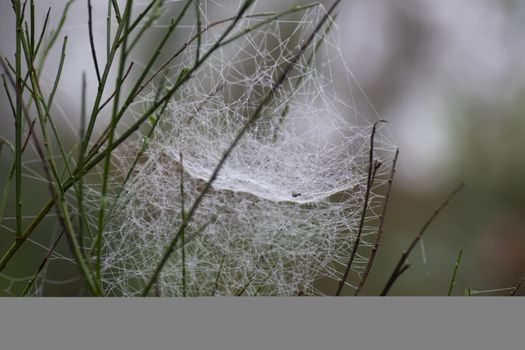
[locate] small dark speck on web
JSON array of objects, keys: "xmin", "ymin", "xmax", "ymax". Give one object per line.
[{"xmin": 291, "ymin": 192, "xmax": 301, "ymax": 198}]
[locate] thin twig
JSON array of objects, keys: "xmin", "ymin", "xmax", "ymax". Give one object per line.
[
  {"xmin": 371, "ymin": 160, "xmax": 382, "ymax": 184},
  {"xmin": 336, "ymin": 120, "xmax": 384, "ymax": 296},
  {"xmin": 510, "ymin": 278, "xmax": 523, "ymax": 296},
  {"xmin": 45, "ymin": 36, "xmax": 68, "ymax": 113},
  {"xmin": 21, "ymin": 118, "xmax": 36, "ymax": 153},
  {"xmin": 76, "ymin": 71, "xmax": 88, "ymax": 249},
  {"xmin": 235, "ymin": 271, "xmax": 258, "ymax": 296},
  {"xmin": 124, "ymin": 1, "xmax": 164, "ymax": 52},
  {"xmin": 470, "ymin": 286, "xmax": 516, "ymax": 295},
  {"xmin": 14, "ymin": 0, "xmax": 23, "ymax": 239},
  {"xmin": 88, "ymin": 0, "xmax": 101, "ymax": 82},
  {"xmin": 110, "ymin": 0, "xmax": 122, "ymax": 23},
  {"xmin": 22, "ymin": 230, "xmax": 65, "ymax": 296},
  {"xmin": 464, "ymin": 284, "xmax": 472, "ymax": 296},
  {"xmin": 211, "ymin": 254, "xmax": 226, "ymax": 296},
  {"xmin": 238, "ymin": 261, "xmax": 278, "ymax": 296},
  {"xmin": 380, "ymin": 182, "xmax": 466, "ymax": 296},
  {"xmin": 193, "ymin": 0, "xmax": 202, "ymax": 66},
  {"xmin": 179, "ymin": 152, "xmax": 186, "ymax": 297},
  {"xmin": 97, "ymin": 62, "xmax": 134, "ymax": 113},
  {"xmin": 397, "ymin": 263, "xmax": 412, "ymax": 277},
  {"xmin": 447, "ymin": 247, "xmax": 464, "ymax": 296},
  {"xmin": 354, "ymin": 148, "xmax": 399, "ymax": 295},
  {"xmin": 39, "ymin": 0, "xmax": 75, "ymax": 74}
]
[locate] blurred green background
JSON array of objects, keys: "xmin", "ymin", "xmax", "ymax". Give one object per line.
[{"xmin": 1, "ymin": 0, "xmax": 524, "ymax": 296}]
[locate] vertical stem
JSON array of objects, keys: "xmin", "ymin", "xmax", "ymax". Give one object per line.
[
  {"xmin": 14, "ymin": 0, "xmax": 23, "ymax": 238},
  {"xmin": 354, "ymin": 148, "xmax": 399, "ymax": 296},
  {"xmin": 335, "ymin": 121, "xmax": 383, "ymax": 296},
  {"xmin": 447, "ymin": 247, "xmax": 463, "ymax": 296},
  {"xmin": 107, "ymin": 0, "xmax": 112, "ymax": 59},
  {"xmin": 88, "ymin": 0, "xmax": 102, "ymax": 82},
  {"xmin": 179, "ymin": 152, "xmax": 186, "ymax": 297},
  {"xmin": 78, "ymin": 72, "xmax": 87, "ymax": 248},
  {"xmin": 193, "ymin": 0, "xmax": 201, "ymax": 66},
  {"xmin": 96, "ymin": 0, "xmax": 133, "ymax": 291},
  {"xmin": 29, "ymin": 0, "xmax": 35, "ymax": 54}
]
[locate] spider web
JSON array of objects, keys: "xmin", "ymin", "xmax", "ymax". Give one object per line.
[
  {"xmin": 0, "ymin": 2, "xmax": 396, "ymax": 296},
  {"xmin": 98, "ymin": 5, "xmax": 397, "ymax": 296}
]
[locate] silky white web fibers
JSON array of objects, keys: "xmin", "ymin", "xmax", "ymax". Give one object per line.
[{"xmin": 100, "ymin": 6, "xmax": 396, "ymax": 296}]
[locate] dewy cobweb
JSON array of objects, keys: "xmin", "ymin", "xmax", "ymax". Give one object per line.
[{"xmin": 98, "ymin": 5, "xmax": 396, "ymax": 296}]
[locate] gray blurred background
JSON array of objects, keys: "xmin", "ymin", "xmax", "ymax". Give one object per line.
[{"xmin": 1, "ymin": 0, "xmax": 524, "ymax": 295}]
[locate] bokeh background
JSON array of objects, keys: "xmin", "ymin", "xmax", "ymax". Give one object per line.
[{"xmin": 1, "ymin": 0, "xmax": 524, "ymax": 295}]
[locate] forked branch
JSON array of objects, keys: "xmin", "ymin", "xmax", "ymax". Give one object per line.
[
  {"xmin": 335, "ymin": 120, "xmax": 386, "ymax": 296},
  {"xmin": 354, "ymin": 148, "xmax": 399, "ymax": 296}
]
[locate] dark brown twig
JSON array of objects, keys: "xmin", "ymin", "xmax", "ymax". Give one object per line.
[
  {"xmin": 88, "ymin": 0, "xmax": 101, "ymax": 82},
  {"xmin": 335, "ymin": 120, "xmax": 384, "ymax": 296},
  {"xmin": 380, "ymin": 182, "xmax": 466, "ymax": 296},
  {"xmin": 354, "ymin": 148, "xmax": 399, "ymax": 295},
  {"xmin": 97, "ymin": 62, "xmax": 134, "ymax": 113},
  {"xmin": 371, "ymin": 160, "xmax": 382, "ymax": 184},
  {"xmin": 22, "ymin": 230, "xmax": 65, "ymax": 296},
  {"xmin": 21, "ymin": 118, "xmax": 36, "ymax": 153}
]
